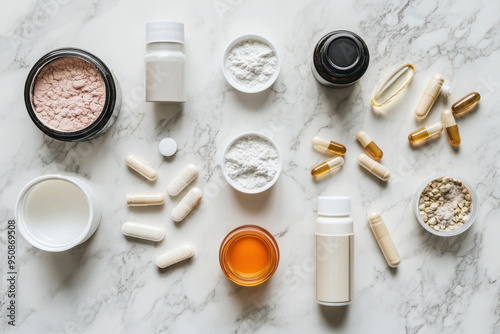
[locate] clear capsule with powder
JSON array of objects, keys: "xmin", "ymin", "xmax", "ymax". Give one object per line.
[
  {"xmin": 24, "ymin": 48, "xmax": 122, "ymax": 142},
  {"xmin": 371, "ymin": 64, "xmax": 415, "ymax": 108}
]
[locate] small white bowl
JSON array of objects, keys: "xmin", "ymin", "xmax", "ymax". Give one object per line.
[
  {"xmin": 414, "ymin": 173, "xmax": 478, "ymax": 237},
  {"xmin": 221, "ymin": 132, "xmax": 282, "ymax": 194},
  {"xmin": 222, "ymin": 34, "xmax": 281, "ymax": 93}
]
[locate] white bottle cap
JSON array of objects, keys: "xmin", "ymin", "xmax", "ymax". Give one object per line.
[
  {"xmin": 318, "ymin": 196, "xmax": 351, "ymax": 216},
  {"xmin": 159, "ymin": 138, "xmax": 177, "ymax": 157},
  {"xmin": 146, "ymin": 21, "xmax": 184, "ymax": 44}
]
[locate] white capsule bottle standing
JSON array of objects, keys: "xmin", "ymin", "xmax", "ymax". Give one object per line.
[
  {"xmin": 145, "ymin": 21, "xmax": 187, "ymax": 103},
  {"xmin": 316, "ymin": 196, "xmax": 353, "ymax": 306}
]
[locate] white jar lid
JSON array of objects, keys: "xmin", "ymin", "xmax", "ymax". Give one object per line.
[
  {"xmin": 318, "ymin": 196, "xmax": 351, "ymax": 216},
  {"xmin": 146, "ymin": 21, "xmax": 184, "ymax": 44}
]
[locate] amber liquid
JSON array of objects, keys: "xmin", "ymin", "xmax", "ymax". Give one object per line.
[
  {"xmin": 311, "ymin": 162, "xmax": 331, "ymax": 178},
  {"xmin": 219, "ymin": 225, "xmax": 279, "ymax": 286},
  {"xmin": 408, "ymin": 129, "xmax": 429, "ymax": 144},
  {"xmin": 327, "ymin": 142, "xmax": 346, "ymax": 156},
  {"xmin": 445, "ymin": 125, "xmax": 461, "ymax": 146},
  {"xmin": 365, "ymin": 141, "xmax": 383, "ymax": 160},
  {"xmin": 228, "ymin": 236, "xmax": 270, "ymax": 275}
]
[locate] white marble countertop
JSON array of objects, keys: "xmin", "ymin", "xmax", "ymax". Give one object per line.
[{"xmin": 1, "ymin": 0, "xmax": 500, "ymax": 333}]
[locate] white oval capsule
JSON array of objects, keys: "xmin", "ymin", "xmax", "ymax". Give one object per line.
[
  {"xmin": 171, "ymin": 188, "xmax": 203, "ymax": 222},
  {"xmin": 122, "ymin": 222, "xmax": 165, "ymax": 242},
  {"xmin": 125, "ymin": 155, "xmax": 158, "ymax": 181},
  {"xmin": 414, "ymin": 74, "xmax": 445, "ymax": 119},
  {"xmin": 167, "ymin": 164, "xmax": 199, "ymax": 196},
  {"xmin": 126, "ymin": 193, "xmax": 165, "ymax": 206},
  {"xmin": 367, "ymin": 212, "xmax": 401, "ymax": 268},
  {"xmin": 357, "ymin": 153, "xmax": 390, "ymax": 181},
  {"xmin": 156, "ymin": 245, "xmax": 194, "ymax": 269}
]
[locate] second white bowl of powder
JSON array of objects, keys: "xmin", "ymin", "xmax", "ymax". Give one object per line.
[
  {"xmin": 222, "ymin": 34, "xmax": 280, "ymax": 93},
  {"xmin": 222, "ymin": 132, "xmax": 282, "ymax": 194}
]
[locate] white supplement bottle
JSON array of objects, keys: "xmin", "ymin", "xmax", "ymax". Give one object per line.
[
  {"xmin": 316, "ymin": 196, "xmax": 354, "ymax": 306},
  {"xmin": 145, "ymin": 21, "xmax": 187, "ymax": 103}
]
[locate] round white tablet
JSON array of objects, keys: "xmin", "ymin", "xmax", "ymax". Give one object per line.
[{"xmin": 159, "ymin": 138, "xmax": 177, "ymax": 157}]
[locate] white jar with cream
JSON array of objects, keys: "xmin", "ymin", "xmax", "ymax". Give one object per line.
[
  {"xmin": 16, "ymin": 175, "xmax": 101, "ymax": 252},
  {"xmin": 145, "ymin": 21, "xmax": 187, "ymax": 103}
]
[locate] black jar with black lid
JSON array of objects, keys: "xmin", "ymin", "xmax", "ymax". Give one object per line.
[{"xmin": 311, "ymin": 30, "xmax": 369, "ymax": 88}]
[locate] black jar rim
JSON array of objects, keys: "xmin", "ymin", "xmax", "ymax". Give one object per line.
[
  {"xmin": 24, "ymin": 48, "xmax": 118, "ymax": 142},
  {"xmin": 313, "ymin": 30, "xmax": 370, "ymax": 86}
]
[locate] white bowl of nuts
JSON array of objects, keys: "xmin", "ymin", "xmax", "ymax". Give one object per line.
[{"xmin": 414, "ymin": 173, "xmax": 478, "ymax": 237}]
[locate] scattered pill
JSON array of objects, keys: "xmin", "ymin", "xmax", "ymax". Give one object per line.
[
  {"xmin": 408, "ymin": 122, "xmax": 443, "ymax": 145},
  {"xmin": 357, "ymin": 153, "xmax": 390, "ymax": 181},
  {"xmin": 171, "ymin": 188, "xmax": 203, "ymax": 222},
  {"xmin": 121, "ymin": 222, "xmax": 165, "ymax": 242},
  {"xmin": 156, "ymin": 245, "xmax": 194, "ymax": 269},
  {"xmin": 451, "ymin": 92, "xmax": 480, "ymax": 117},
  {"xmin": 167, "ymin": 164, "xmax": 199, "ymax": 196},
  {"xmin": 125, "ymin": 154, "xmax": 158, "ymax": 181},
  {"xmin": 367, "ymin": 212, "xmax": 401, "ymax": 267},
  {"xmin": 371, "ymin": 63, "xmax": 415, "ymax": 108},
  {"xmin": 311, "ymin": 156, "xmax": 344, "ymax": 179},
  {"xmin": 441, "ymin": 109, "xmax": 461, "ymax": 147},
  {"xmin": 312, "ymin": 136, "xmax": 346, "ymax": 156},
  {"xmin": 357, "ymin": 131, "xmax": 383, "ymax": 160},
  {"xmin": 414, "ymin": 74, "xmax": 448, "ymax": 120},
  {"xmin": 126, "ymin": 193, "xmax": 165, "ymax": 206},
  {"xmin": 159, "ymin": 138, "xmax": 178, "ymax": 157}
]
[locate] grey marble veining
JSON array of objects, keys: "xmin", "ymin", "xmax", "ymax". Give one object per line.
[{"xmin": 1, "ymin": 0, "xmax": 500, "ymax": 333}]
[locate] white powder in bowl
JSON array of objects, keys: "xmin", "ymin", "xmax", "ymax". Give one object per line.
[
  {"xmin": 224, "ymin": 135, "xmax": 280, "ymax": 190},
  {"xmin": 226, "ymin": 39, "xmax": 277, "ymax": 89}
]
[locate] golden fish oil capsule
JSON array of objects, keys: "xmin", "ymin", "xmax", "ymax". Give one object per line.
[
  {"xmin": 414, "ymin": 74, "xmax": 449, "ymax": 119},
  {"xmin": 367, "ymin": 212, "xmax": 401, "ymax": 268},
  {"xmin": 312, "ymin": 136, "xmax": 346, "ymax": 156},
  {"xmin": 311, "ymin": 156, "xmax": 344, "ymax": 179},
  {"xmin": 357, "ymin": 154, "xmax": 390, "ymax": 181},
  {"xmin": 451, "ymin": 92, "xmax": 480, "ymax": 117},
  {"xmin": 408, "ymin": 122, "xmax": 443, "ymax": 144},
  {"xmin": 356, "ymin": 131, "xmax": 383, "ymax": 160},
  {"xmin": 441, "ymin": 109, "xmax": 461, "ymax": 147},
  {"xmin": 371, "ymin": 64, "xmax": 415, "ymax": 107}
]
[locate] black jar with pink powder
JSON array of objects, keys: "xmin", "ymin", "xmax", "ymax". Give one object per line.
[{"xmin": 24, "ymin": 48, "xmax": 121, "ymax": 141}]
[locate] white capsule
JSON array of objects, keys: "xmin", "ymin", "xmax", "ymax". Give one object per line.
[
  {"xmin": 414, "ymin": 74, "xmax": 448, "ymax": 120},
  {"xmin": 126, "ymin": 193, "xmax": 165, "ymax": 206},
  {"xmin": 125, "ymin": 155, "xmax": 158, "ymax": 181},
  {"xmin": 171, "ymin": 188, "xmax": 203, "ymax": 222},
  {"xmin": 167, "ymin": 164, "xmax": 199, "ymax": 196},
  {"xmin": 156, "ymin": 245, "xmax": 194, "ymax": 269},
  {"xmin": 122, "ymin": 222, "xmax": 165, "ymax": 242},
  {"xmin": 357, "ymin": 153, "xmax": 391, "ymax": 181}
]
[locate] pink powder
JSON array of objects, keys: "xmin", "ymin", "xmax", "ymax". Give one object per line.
[{"xmin": 33, "ymin": 57, "xmax": 106, "ymax": 132}]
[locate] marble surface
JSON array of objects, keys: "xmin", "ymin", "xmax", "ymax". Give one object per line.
[{"xmin": 1, "ymin": 0, "xmax": 500, "ymax": 333}]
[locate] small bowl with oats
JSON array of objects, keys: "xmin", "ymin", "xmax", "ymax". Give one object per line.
[{"xmin": 414, "ymin": 173, "xmax": 478, "ymax": 237}]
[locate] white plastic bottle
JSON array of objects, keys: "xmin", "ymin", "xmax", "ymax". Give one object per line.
[
  {"xmin": 316, "ymin": 196, "xmax": 354, "ymax": 306},
  {"xmin": 145, "ymin": 21, "xmax": 187, "ymax": 103}
]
